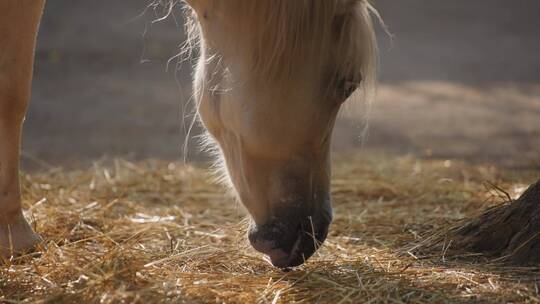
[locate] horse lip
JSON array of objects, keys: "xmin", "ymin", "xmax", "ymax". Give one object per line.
[
  {"xmin": 288, "ymin": 232, "xmax": 304, "ymax": 259},
  {"xmin": 267, "ymin": 234, "xmax": 309, "ymax": 268}
]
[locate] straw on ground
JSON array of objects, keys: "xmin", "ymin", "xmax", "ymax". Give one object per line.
[{"xmin": 1, "ymin": 153, "xmax": 539, "ymax": 303}]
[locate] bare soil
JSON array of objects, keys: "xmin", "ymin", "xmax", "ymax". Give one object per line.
[{"xmin": 24, "ymin": 0, "xmax": 540, "ymax": 169}]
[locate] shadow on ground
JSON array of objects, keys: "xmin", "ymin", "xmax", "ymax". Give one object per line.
[{"xmin": 23, "ymin": 0, "xmax": 540, "ymax": 170}]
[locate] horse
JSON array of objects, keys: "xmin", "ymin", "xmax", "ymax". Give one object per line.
[{"xmin": 0, "ymin": 0, "xmax": 379, "ymax": 268}]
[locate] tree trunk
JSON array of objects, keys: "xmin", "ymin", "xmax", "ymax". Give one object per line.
[{"xmin": 450, "ymin": 179, "xmax": 540, "ymax": 265}]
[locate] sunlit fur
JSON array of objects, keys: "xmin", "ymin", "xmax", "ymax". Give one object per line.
[
  {"xmin": 0, "ymin": 0, "xmax": 383, "ymax": 261},
  {"xmin": 184, "ymin": 0, "xmax": 379, "ymax": 96},
  {"xmin": 183, "ymin": 0, "xmax": 380, "ymax": 190},
  {"xmin": 0, "ymin": 0, "xmax": 46, "ymax": 257}
]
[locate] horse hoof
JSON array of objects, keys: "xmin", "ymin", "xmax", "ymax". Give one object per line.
[{"xmin": 0, "ymin": 212, "xmax": 42, "ymax": 260}]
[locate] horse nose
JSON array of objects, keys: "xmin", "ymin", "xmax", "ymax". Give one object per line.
[{"xmin": 248, "ymin": 209, "xmax": 332, "ymax": 268}]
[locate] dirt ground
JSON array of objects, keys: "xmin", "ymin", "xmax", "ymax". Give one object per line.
[{"xmin": 24, "ymin": 0, "xmax": 540, "ymax": 169}]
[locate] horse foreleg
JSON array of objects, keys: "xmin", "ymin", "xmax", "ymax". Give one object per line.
[{"xmin": 0, "ymin": 0, "xmax": 45, "ymax": 258}]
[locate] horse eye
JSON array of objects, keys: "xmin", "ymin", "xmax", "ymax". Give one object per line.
[
  {"xmin": 335, "ymin": 73, "xmax": 362, "ymax": 103},
  {"xmin": 343, "ymin": 80, "xmax": 359, "ymax": 98}
]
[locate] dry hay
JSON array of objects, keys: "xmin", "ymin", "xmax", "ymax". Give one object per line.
[{"xmin": 1, "ymin": 152, "xmax": 540, "ymax": 303}]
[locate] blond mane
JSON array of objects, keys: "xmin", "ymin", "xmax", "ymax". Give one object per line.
[{"xmin": 183, "ymin": 0, "xmax": 380, "ymax": 101}]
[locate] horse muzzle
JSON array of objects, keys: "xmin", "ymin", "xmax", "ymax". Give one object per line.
[{"xmin": 248, "ymin": 204, "xmax": 332, "ymax": 268}]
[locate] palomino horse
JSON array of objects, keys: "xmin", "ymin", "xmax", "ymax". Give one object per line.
[{"xmin": 0, "ymin": 0, "xmax": 378, "ymax": 268}]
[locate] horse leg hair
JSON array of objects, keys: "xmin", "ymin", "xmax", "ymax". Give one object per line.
[{"xmin": 0, "ymin": 0, "xmax": 45, "ymax": 257}]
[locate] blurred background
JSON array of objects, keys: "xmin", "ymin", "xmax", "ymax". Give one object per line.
[{"xmin": 24, "ymin": 0, "xmax": 540, "ymax": 170}]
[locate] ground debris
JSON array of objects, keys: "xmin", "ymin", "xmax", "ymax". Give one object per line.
[{"xmin": 1, "ymin": 154, "xmax": 539, "ymax": 303}]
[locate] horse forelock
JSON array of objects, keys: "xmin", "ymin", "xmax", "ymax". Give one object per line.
[{"xmin": 184, "ymin": 0, "xmax": 380, "ymax": 101}]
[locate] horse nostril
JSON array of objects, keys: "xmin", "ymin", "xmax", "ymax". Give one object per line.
[{"xmin": 248, "ymin": 215, "xmax": 331, "ymax": 268}]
